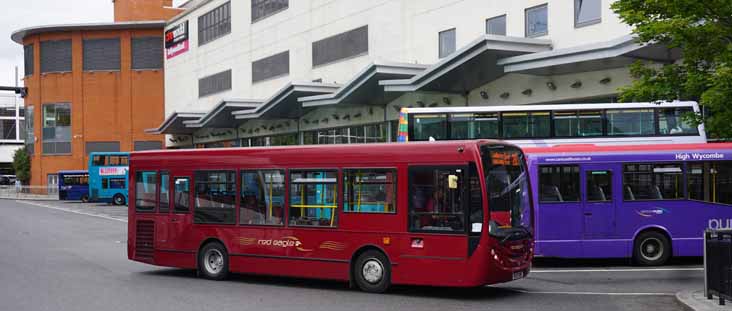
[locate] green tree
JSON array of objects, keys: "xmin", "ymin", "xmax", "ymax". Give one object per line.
[
  {"xmin": 12, "ymin": 147, "xmax": 30, "ymax": 184},
  {"xmin": 611, "ymin": 0, "xmax": 732, "ymax": 139}
]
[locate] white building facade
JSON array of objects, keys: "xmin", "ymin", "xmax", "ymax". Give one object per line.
[
  {"xmin": 153, "ymin": 0, "xmax": 679, "ymax": 148},
  {"xmin": 0, "ymin": 93, "xmax": 25, "ymax": 171}
]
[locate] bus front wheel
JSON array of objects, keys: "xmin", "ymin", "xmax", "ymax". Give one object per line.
[
  {"xmin": 353, "ymin": 250, "xmax": 391, "ymax": 293},
  {"xmin": 81, "ymin": 195, "xmax": 89, "ymax": 203},
  {"xmin": 634, "ymin": 231, "xmax": 671, "ymax": 266},
  {"xmin": 198, "ymin": 242, "xmax": 229, "ymax": 280},
  {"xmin": 112, "ymin": 194, "xmax": 125, "ymax": 206}
]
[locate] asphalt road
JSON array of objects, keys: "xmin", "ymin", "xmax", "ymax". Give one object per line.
[{"xmin": 0, "ymin": 199, "xmax": 701, "ymax": 311}]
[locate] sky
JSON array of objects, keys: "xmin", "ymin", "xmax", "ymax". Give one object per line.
[{"xmin": 0, "ymin": 0, "xmax": 187, "ymax": 87}]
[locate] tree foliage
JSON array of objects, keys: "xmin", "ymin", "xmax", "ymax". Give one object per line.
[
  {"xmin": 12, "ymin": 147, "xmax": 30, "ymax": 184},
  {"xmin": 611, "ymin": 0, "xmax": 732, "ymax": 138}
]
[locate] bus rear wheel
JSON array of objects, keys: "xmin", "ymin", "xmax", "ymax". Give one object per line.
[
  {"xmin": 112, "ymin": 194, "xmax": 125, "ymax": 206},
  {"xmin": 81, "ymin": 195, "xmax": 89, "ymax": 203},
  {"xmin": 353, "ymin": 250, "xmax": 391, "ymax": 293},
  {"xmin": 198, "ymin": 242, "xmax": 229, "ymax": 280},
  {"xmin": 634, "ymin": 231, "xmax": 671, "ymax": 266}
]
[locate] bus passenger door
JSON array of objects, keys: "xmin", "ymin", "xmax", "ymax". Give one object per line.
[
  {"xmin": 581, "ymin": 164, "xmax": 617, "ymax": 241},
  {"xmin": 168, "ymin": 177, "xmax": 193, "ymax": 252}
]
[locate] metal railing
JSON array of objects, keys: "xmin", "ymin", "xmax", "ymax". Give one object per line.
[
  {"xmin": 0, "ymin": 185, "xmax": 59, "ymax": 201},
  {"xmin": 705, "ymin": 229, "xmax": 732, "ymax": 306}
]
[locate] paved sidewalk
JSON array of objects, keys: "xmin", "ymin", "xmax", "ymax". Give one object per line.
[{"xmin": 677, "ymin": 290, "xmax": 732, "ymax": 311}]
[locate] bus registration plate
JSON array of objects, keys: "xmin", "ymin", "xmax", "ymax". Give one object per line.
[{"xmin": 512, "ymin": 271, "xmax": 524, "ymax": 280}]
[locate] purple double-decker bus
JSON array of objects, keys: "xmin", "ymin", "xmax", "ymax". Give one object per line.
[{"xmin": 524, "ymin": 143, "xmax": 732, "ymax": 265}]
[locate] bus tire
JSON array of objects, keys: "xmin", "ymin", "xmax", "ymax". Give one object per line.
[
  {"xmin": 113, "ymin": 194, "xmax": 125, "ymax": 206},
  {"xmin": 81, "ymin": 195, "xmax": 89, "ymax": 203},
  {"xmin": 634, "ymin": 231, "xmax": 671, "ymax": 266},
  {"xmin": 353, "ymin": 250, "xmax": 391, "ymax": 293},
  {"xmin": 198, "ymin": 241, "xmax": 229, "ymax": 280}
]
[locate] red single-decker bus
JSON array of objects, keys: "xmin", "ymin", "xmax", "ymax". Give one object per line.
[{"xmin": 128, "ymin": 140, "xmax": 534, "ymax": 292}]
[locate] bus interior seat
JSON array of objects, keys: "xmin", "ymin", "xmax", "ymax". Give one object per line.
[
  {"xmin": 625, "ymin": 185, "xmax": 635, "ymax": 200},
  {"xmin": 540, "ymin": 185, "xmax": 563, "ymax": 202},
  {"xmin": 653, "ymin": 186, "xmax": 663, "ymax": 200}
]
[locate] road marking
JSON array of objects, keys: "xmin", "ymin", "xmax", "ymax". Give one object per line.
[
  {"xmin": 509, "ymin": 289, "xmax": 675, "ymax": 296},
  {"xmin": 17, "ymin": 200, "xmax": 128, "ymax": 223},
  {"xmin": 532, "ymin": 267, "xmax": 702, "ymax": 273}
]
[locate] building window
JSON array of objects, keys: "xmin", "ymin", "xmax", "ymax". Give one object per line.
[
  {"xmin": 40, "ymin": 40, "xmax": 72, "ymax": 73},
  {"xmin": 85, "ymin": 142, "xmax": 120, "ymax": 155},
  {"xmin": 83, "ymin": 38, "xmax": 120, "ymax": 71},
  {"xmin": 25, "ymin": 106, "xmax": 34, "ymax": 155},
  {"xmin": 302, "ymin": 123, "xmax": 387, "ymax": 145},
  {"xmin": 24, "ymin": 45, "xmax": 33, "ymax": 76},
  {"xmin": 198, "ymin": 1, "xmax": 231, "ymax": 46},
  {"xmin": 438, "ymin": 28, "xmax": 456, "ymax": 58},
  {"xmin": 408, "ymin": 166, "xmax": 465, "ymax": 232},
  {"xmin": 343, "ymin": 169, "xmax": 396, "ymax": 213},
  {"xmin": 135, "ymin": 171, "xmax": 157, "ymax": 212},
  {"xmin": 42, "ymin": 103, "xmax": 71, "ymax": 155},
  {"xmin": 624, "ymin": 163, "xmax": 683, "ymax": 201},
  {"xmin": 575, "ymin": 0, "xmax": 601, "ymax": 28},
  {"xmin": 289, "ymin": 170, "xmax": 338, "ymax": 227},
  {"xmin": 0, "ymin": 120, "xmax": 16, "ymax": 140},
  {"xmin": 486, "ymin": 15, "xmax": 507, "ymax": 36},
  {"xmin": 251, "ymin": 0, "xmax": 288, "ymax": 23},
  {"xmin": 134, "ymin": 141, "xmax": 163, "ymax": 151},
  {"xmin": 198, "ymin": 69, "xmax": 232, "ymax": 97},
  {"xmin": 240, "ymin": 170, "xmax": 285, "ymax": 225},
  {"xmin": 539, "ymin": 165, "xmax": 580, "ymax": 202},
  {"xmin": 194, "ymin": 171, "xmax": 236, "ymax": 224},
  {"xmin": 525, "ymin": 4, "xmax": 548, "ymax": 37},
  {"xmin": 252, "ymin": 51, "xmax": 289, "ymax": 83},
  {"xmin": 312, "ymin": 25, "xmax": 369, "ymax": 67},
  {"xmin": 131, "ymin": 37, "xmax": 164, "ymax": 70}
]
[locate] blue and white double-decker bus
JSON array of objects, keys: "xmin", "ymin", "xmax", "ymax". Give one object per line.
[{"xmin": 88, "ymin": 152, "xmax": 129, "ymax": 205}]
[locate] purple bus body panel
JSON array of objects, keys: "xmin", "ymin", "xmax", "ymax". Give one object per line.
[{"xmin": 528, "ymin": 148, "xmax": 732, "ymax": 259}]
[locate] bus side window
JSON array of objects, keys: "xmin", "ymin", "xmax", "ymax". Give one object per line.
[
  {"xmin": 174, "ymin": 177, "xmax": 190, "ymax": 213},
  {"xmin": 159, "ymin": 172, "xmax": 170, "ymax": 213},
  {"xmin": 289, "ymin": 170, "xmax": 338, "ymax": 227},
  {"xmin": 408, "ymin": 166, "xmax": 465, "ymax": 232},
  {"xmin": 343, "ymin": 169, "xmax": 396, "ymax": 214},
  {"xmin": 135, "ymin": 171, "xmax": 157, "ymax": 212},
  {"xmin": 240, "ymin": 170, "xmax": 284, "ymax": 225},
  {"xmin": 538, "ymin": 165, "xmax": 580, "ymax": 202}
]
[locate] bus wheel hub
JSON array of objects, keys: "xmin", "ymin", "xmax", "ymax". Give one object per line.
[
  {"xmin": 362, "ymin": 259, "xmax": 383, "ymax": 283},
  {"xmin": 204, "ymin": 249, "xmax": 224, "ymax": 273}
]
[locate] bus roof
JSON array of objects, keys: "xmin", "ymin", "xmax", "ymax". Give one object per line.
[
  {"xmin": 131, "ymin": 140, "xmax": 515, "ymax": 164},
  {"xmin": 399, "ymin": 101, "xmax": 698, "ymax": 114},
  {"xmin": 523, "ymin": 142, "xmax": 732, "ymax": 155},
  {"xmin": 88, "ymin": 152, "xmax": 130, "ymax": 156},
  {"xmin": 58, "ymin": 170, "xmax": 88, "ymax": 175}
]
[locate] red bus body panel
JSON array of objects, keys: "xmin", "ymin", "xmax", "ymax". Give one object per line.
[{"xmin": 127, "ymin": 141, "xmax": 531, "ymax": 287}]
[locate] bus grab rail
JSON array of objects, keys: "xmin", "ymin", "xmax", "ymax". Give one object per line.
[{"xmin": 705, "ymin": 229, "xmax": 732, "ymax": 306}]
